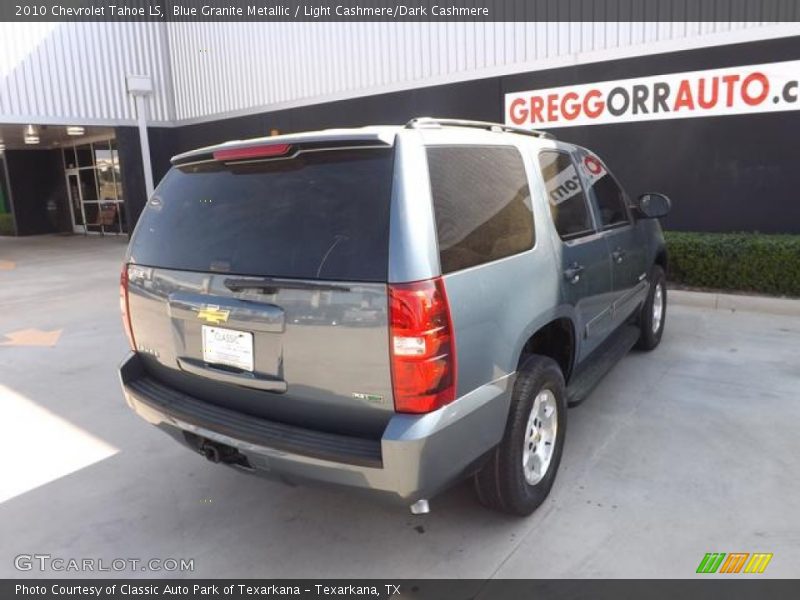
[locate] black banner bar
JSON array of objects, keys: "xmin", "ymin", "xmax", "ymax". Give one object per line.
[
  {"xmin": 2, "ymin": 0, "xmax": 800, "ymax": 23},
  {"xmin": 4, "ymin": 580, "xmax": 800, "ymax": 600}
]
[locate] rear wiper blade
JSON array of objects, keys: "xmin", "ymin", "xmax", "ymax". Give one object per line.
[{"xmin": 223, "ymin": 277, "xmax": 351, "ymax": 294}]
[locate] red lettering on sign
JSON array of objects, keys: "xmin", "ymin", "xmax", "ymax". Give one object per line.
[
  {"xmin": 583, "ymin": 89, "xmax": 605, "ymax": 118},
  {"xmin": 584, "ymin": 155, "xmax": 603, "ymax": 175},
  {"xmin": 547, "ymin": 94, "xmax": 559, "ymax": 122},
  {"xmin": 741, "ymin": 72, "xmax": 769, "ymax": 106},
  {"xmin": 673, "ymin": 80, "xmax": 695, "ymax": 111},
  {"xmin": 697, "ymin": 77, "xmax": 719, "ymax": 109},
  {"xmin": 509, "ymin": 97, "xmax": 528, "ymax": 125},
  {"xmin": 530, "ymin": 96, "xmax": 545, "ymax": 123},
  {"xmin": 561, "ymin": 92, "xmax": 581, "ymax": 120},
  {"xmin": 722, "ymin": 74, "xmax": 740, "ymax": 107}
]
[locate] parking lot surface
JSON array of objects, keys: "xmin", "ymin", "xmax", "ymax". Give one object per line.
[{"xmin": 1, "ymin": 235, "xmax": 798, "ymax": 578}]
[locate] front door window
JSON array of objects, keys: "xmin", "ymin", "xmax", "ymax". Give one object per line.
[{"xmin": 537, "ymin": 150, "xmax": 614, "ymax": 359}]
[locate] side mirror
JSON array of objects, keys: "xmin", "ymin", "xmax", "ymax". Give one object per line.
[{"xmin": 633, "ymin": 193, "xmax": 671, "ymax": 219}]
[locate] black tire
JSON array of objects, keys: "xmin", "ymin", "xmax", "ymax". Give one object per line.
[
  {"xmin": 474, "ymin": 355, "xmax": 567, "ymax": 516},
  {"xmin": 636, "ymin": 265, "xmax": 667, "ymax": 351}
]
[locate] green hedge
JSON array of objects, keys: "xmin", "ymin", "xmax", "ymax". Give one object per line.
[
  {"xmin": 665, "ymin": 231, "xmax": 800, "ymax": 297},
  {"xmin": 0, "ymin": 213, "xmax": 15, "ymax": 236}
]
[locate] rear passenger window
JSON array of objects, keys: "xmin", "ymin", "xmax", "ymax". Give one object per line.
[
  {"xmin": 427, "ymin": 146, "xmax": 534, "ymax": 274},
  {"xmin": 577, "ymin": 151, "xmax": 630, "ymax": 229},
  {"xmin": 537, "ymin": 151, "xmax": 594, "ymax": 240}
]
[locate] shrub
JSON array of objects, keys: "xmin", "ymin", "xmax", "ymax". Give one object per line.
[
  {"xmin": 665, "ymin": 231, "xmax": 800, "ymax": 297},
  {"xmin": 0, "ymin": 213, "xmax": 15, "ymax": 236}
]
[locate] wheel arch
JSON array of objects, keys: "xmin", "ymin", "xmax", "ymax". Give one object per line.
[
  {"xmin": 654, "ymin": 245, "xmax": 668, "ymax": 274},
  {"xmin": 516, "ymin": 316, "xmax": 578, "ymax": 384}
]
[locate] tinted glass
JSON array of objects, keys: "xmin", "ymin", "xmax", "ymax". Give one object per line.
[
  {"xmin": 537, "ymin": 151, "xmax": 594, "ymax": 240},
  {"xmin": 79, "ymin": 168, "xmax": 98, "ymax": 201},
  {"xmin": 129, "ymin": 149, "xmax": 394, "ymax": 282},
  {"xmin": 576, "ymin": 150, "xmax": 630, "ymax": 229},
  {"xmin": 76, "ymin": 144, "xmax": 93, "ymax": 168},
  {"xmin": 95, "ymin": 141, "xmax": 117, "ymax": 201},
  {"xmin": 63, "ymin": 146, "xmax": 78, "ymax": 169},
  {"xmin": 427, "ymin": 146, "xmax": 533, "ymax": 273}
]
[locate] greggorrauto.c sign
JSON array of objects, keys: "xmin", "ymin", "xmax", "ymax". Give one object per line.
[{"xmin": 505, "ymin": 59, "xmax": 800, "ymax": 129}]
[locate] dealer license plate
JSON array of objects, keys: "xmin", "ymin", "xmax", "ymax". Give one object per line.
[{"xmin": 201, "ymin": 326, "xmax": 254, "ymax": 372}]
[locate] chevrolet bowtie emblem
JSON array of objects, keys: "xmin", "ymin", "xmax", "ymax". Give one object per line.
[{"xmin": 196, "ymin": 305, "xmax": 230, "ymax": 324}]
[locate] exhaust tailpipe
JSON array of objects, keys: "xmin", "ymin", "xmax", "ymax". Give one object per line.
[
  {"xmin": 201, "ymin": 442, "xmax": 222, "ymax": 463},
  {"xmin": 195, "ymin": 437, "xmax": 249, "ymax": 468}
]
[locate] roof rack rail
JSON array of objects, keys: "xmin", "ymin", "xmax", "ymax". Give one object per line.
[{"xmin": 405, "ymin": 117, "xmax": 555, "ymax": 140}]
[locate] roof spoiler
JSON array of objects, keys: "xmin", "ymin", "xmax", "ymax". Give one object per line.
[{"xmin": 171, "ymin": 130, "xmax": 396, "ymax": 166}]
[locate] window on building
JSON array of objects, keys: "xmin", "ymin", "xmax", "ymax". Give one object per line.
[
  {"xmin": 537, "ymin": 150, "xmax": 594, "ymax": 240},
  {"xmin": 63, "ymin": 146, "xmax": 78, "ymax": 170},
  {"xmin": 75, "ymin": 144, "xmax": 93, "ymax": 168},
  {"xmin": 427, "ymin": 145, "xmax": 534, "ymax": 273},
  {"xmin": 62, "ymin": 137, "xmax": 126, "ymax": 234}
]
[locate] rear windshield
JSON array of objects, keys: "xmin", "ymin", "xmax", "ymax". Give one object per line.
[{"xmin": 128, "ymin": 148, "xmax": 394, "ymax": 282}]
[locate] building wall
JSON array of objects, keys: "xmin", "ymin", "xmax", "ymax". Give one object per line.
[
  {"xmin": 503, "ymin": 36, "xmax": 800, "ymax": 234},
  {"xmin": 2, "ymin": 21, "xmax": 799, "ymax": 236},
  {"xmin": 116, "ymin": 125, "xmax": 177, "ymax": 229},
  {"xmin": 161, "ymin": 35, "xmax": 800, "ymax": 234},
  {"xmin": 4, "ymin": 149, "xmax": 66, "ymax": 235},
  {"xmin": 0, "ymin": 22, "xmax": 173, "ymax": 125},
  {"xmin": 166, "ymin": 22, "xmax": 798, "ymax": 123},
  {"xmin": 1, "ymin": 21, "xmax": 797, "ymax": 126}
]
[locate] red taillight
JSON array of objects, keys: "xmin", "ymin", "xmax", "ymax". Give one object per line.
[
  {"xmin": 119, "ymin": 264, "xmax": 136, "ymax": 351},
  {"xmin": 389, "ymin": 277, "xmax": 457, "ymax": 414},
  {"xmin": 213, "ymin": 144, "xmax": 292, "ymax": 162}
]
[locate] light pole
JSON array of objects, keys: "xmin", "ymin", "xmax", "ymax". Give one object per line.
[{"xmin": 126, "ymin": 74, "xmax": 155, "ymax": 197}]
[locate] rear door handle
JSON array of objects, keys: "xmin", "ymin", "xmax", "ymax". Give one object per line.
[
  {"xmin": 612, "ymin": 247, "xmax": 627, "ymax": 263},
  {"xmin": 564, "ymin": 263, "xmax": 585, "ymax": 284}
]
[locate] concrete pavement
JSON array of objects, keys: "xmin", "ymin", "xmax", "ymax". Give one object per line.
[
  {"xmin": 670, "ymin": 288, "xmax": 800, "ymax": 317},
  {"xmin": 1, "ymin": 235, "xmax": 798, "ymax": 578}
]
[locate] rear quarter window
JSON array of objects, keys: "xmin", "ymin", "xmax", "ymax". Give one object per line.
[
  {"xmin": 538, "ymin": 150, "xmax": 595, "ymax": 240},
  {"xmin": 426, "ymin": 145, "xmax": 534, "ymax": 274},
  {"xmin": 128, "ymin": 148, "xmax": 394, "ymax": 282},
  {"xmin": 575, "ymin": 149, "xmax": 631, "ymax": 230}
]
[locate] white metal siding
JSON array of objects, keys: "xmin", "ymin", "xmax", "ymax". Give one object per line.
[
  {"xmin": 1, "ymin": 21, "xmax": 797, "ymax": 125},
  {"xmin": 166, "ymin": 21, "xmax": 796, "ymax": 123},
  {"xmin": 0, "ymin": 22, "xmax": 172, "ymax": 125}
]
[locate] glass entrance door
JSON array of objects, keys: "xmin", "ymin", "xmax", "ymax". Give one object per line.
[
  {"xmin": 63, "ymin": 138, "xmax": 126, "ymax": 235},
  {"xmin": 66, "ymin": 171, "xmax": 85, "ymax": 233}
]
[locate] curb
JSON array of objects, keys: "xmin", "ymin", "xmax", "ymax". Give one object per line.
[{"xmin": 668, "ymin": 288, "xmax": 800, "ymax": 317}]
